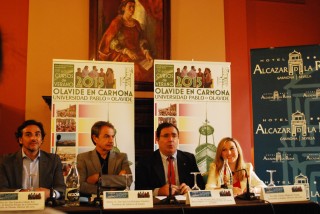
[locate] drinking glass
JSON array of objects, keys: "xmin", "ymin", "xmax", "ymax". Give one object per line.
[
  {"xmin": 28, "ymin": 174, "xmax": 35, "ymax": 191},
  {"xmin": 266, "ymin": 170, "xmax": 276, "ymax": 186},
  {"xmin": 190, "ymin": 172, "xmax": 201, "ymax": 190},
  {"xmin": 122, "ymin": 174, "xmax": 132, "ymax": 191}
]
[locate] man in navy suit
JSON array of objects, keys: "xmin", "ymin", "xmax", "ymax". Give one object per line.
[
  {"xmin": 135, "ymin": 122, "xmax": 205, "ymax": 196},
  {"xmin": 0, "ymin": 120, "xmax": 66, "ymax": 200}
]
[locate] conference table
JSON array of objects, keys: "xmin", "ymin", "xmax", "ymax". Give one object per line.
[{"xmin": 53, "ymin": 198, "xmax": 320, "ymax": 214}]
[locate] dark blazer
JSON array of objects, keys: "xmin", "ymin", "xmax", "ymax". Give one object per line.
[
  {"xmin": 77, "ymin": 149, "xmax": 132, "ymax": 195},
  {"xmin": 0, "ymin": 149, "xmax": 66, "ymax": 197},
  {"xmin": 135, "ymin": 149, "xmax": 205, "ymax": 191}
]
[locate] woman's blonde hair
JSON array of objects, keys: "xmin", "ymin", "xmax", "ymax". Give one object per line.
[{"xmin": 214, "ymin": 137, "xmax": 246, "ymax": 181}]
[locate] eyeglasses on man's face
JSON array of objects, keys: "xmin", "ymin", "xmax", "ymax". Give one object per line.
[{"xmin": 160, "ymin": 133, "xmax": 178, "ymax": 139}]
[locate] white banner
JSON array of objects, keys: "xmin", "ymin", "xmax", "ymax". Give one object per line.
[
  {"xmin": 51, "ymin": 59, "xmax": 135, "ymax": 180},
  {"xmin": 154, "ymin": 60, "xmax": 232, "ymax": 174}
]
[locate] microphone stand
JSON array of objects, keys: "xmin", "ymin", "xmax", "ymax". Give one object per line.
[
  {"xmin": 46, "ymin": 135, "xmax": 61, "ymax": 207},
  {"xmin": 93, "ymin": 173, "xmax": 103, "ymax": 207},
  {"xmin": 233, "ymin": 168, "xmax": 256, "ymax": 200},
  {"xmin": 160, "ymin": 157, "xmax": 179, "ymax": 205},
  {"xmin": 160, "ymin": 181, "xmax": 179, "ymax": 204},
  {"xmin": 93, "ymin": 160, "xmax": 106, "ymax": 207}
]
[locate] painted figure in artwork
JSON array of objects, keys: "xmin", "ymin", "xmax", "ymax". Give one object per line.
[{"xmin": 98, "ymin": 0, "xmax": 164, "ymax": 82}]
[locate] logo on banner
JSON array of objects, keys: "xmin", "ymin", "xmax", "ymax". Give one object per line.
[
  {"xmin": 262, "ymin": 89, "xmax": 320, "ymax": 101},
  {"xmin": 255, "ymin": 110, "xmax": 318, "ymax": 139},
  {"xmin": 253, "ymin": 50, "xmax": 320, "ymax": 80},
  {"xmin": 256, "ymin": 109, "xmax": 320, "ymax": 163},
  {"xmin": 263, "ymin": 152, "xmax": 294, "ymax": 162},
  {"xmin": 261, "ymin": 90, "xmax": 291, "ymax": 101}
]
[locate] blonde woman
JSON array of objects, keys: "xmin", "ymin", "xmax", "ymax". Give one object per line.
[{"xmin": 206, "ymin": 137, "xmax": 266, "ymax": 196}]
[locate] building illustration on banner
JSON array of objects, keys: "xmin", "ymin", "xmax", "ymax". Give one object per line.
[
  {"xmin": 120, "ymin": 67, "xmax": 134, "ymax": 89},
  {"xmin": 291, "ymin": 111, "xmax": 307, "ymax": 136},
  {"xmin": 288, "ymin": 50, "xmax": 303, "ymax": 76},
  {"xmin": 195, "ymin": 108, "xmax": 216, "ymax": 175},
  {"xmin": 275, "ymin": 152, "xmax": 294, "ymax": 162},
  {"xmin": 217, "ymin": 67, "xmax": 229, "ymax": 88},
  {"xmin": 273, "ymin": 91, "xmax": 280, "ymax": 100}
]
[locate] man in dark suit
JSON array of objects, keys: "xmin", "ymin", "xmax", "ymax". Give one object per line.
[
  {"xmin": 77, "ymin": 121, "xmax": 132, "ymax": 195},
  {"xmin": 135, "ymin": 122, "xmax": 205, "ymax": 196},
  {"xmin": 0, "ymin": 120, "xmax": 66, "ymax": 200}
]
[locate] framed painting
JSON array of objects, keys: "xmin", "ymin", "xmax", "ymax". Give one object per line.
[{"xmin": 89, "ymin": 0, "xmax": 171, "ymax": 91}]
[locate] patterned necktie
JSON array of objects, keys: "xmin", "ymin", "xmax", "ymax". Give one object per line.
[{"xmin": 167, "ymin": 156, "xmax": 176, "ymax": 185}]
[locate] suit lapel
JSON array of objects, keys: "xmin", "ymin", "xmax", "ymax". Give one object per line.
[
  {"xmin": 108, "ymin": 151, "xmax": 116, "ymax": 174},
  {"xmin": 15, "ymin": 151, "xmax": 23, "ymax": 187},
  {"xmin": 39, "ymin": 151, "xmax": 49, "ymax": 187},
  {"xmin": 177, "ymin": 151, "xmax": 188, "ymax": 182},
  {"xmin": 153, "ymin": 150, "xmax": 166, "ymax": 185},
  {"xmin": 91, "ymin": 150, "xmax": 101, "ymax": 173}
]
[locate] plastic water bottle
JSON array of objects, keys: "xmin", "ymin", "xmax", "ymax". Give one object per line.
[{"xmin": 65, "ymin": 162, "xmax": 80, "ymax": 206}]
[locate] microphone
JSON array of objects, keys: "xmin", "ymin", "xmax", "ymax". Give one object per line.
[
  {"xmin": 232, "ymin": 168, "xmax": 256, "ymax": 200},
  {"xmin": 46, "ymin": 134, "xmax": 61, "ymax": 207},
  {"xmin": 160, "ymin": 156, "xmax": 179, "ymax": 205}
]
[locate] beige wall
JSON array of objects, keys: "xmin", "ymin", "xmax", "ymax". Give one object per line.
[
  {"xmin": 27, "ymin": 0, "xmax": 89, "ymax": 151},
  {"xmin": 26, "ymin": 0, "xmax": 226, "ymax": 152},
  {"xmin": 171, "ymin": 0, "xmax": 225, "ymax": 61}
]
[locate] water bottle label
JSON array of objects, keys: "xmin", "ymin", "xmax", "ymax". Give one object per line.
[{"xmin": 66, "ymin": 188, "xmax": 80, "ymax": 202}]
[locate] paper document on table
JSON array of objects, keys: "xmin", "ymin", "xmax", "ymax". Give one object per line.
[{"xmin": 187, "ymin": 190, "xmax": 236, "ymax": 207}]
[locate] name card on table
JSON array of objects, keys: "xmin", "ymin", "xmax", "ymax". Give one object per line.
[
  {"xmin": 260, "ymin": 185, "xmax": 307, "ymax": 203},
  {"xmin": 103, "ymin": 190, "xmax": 153, "ymax": 209},
  {"xmin": 0, "ymin": 192, "xmax": 45, "ymax": 211},
  {"xmin": 186, "ymin": 190, "xmax": 236, "ymax": 207}
]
